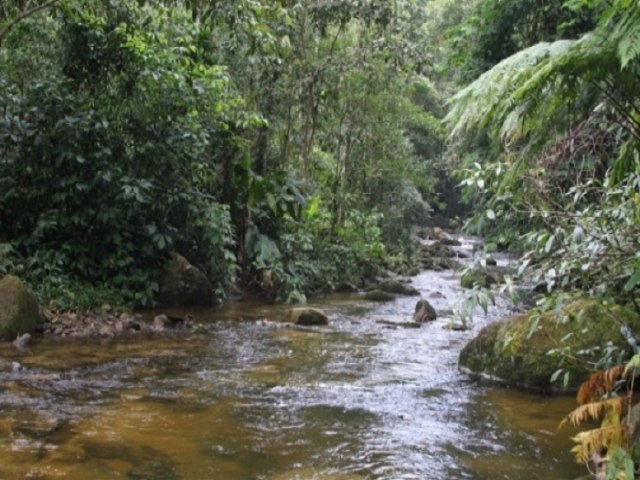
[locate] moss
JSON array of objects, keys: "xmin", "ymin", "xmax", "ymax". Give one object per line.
[
  {"xmin": 157, "ymin": 252, "xmax": 213, "ymax": 306},
  {"xmin": 460, "ymin": 267, "xmax": 505, "ymax": 289},
  {"xmin": 376, "ymin": 280, "xmax": 420, "ymax": 296},
  {"xmin": 364, "ymin": 290, "xmax": 396, "ymax": 302},
  {"xmin": 0, "ymin": 275, "xmax": 42, "ymax": 341},
  {"xmin": 459, "ymin": 299, "xmax": 640, "ymax": 391}
]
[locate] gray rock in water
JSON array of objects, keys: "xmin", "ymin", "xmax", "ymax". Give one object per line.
[
  {"xmin": 13, "ymin": 332, "xmax": 31, "ymax": 350},
  {"xmin": 413, "ymin": 299, "xmax": 437, "ymax": 322}
]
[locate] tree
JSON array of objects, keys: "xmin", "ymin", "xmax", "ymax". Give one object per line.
[
  {"xmin": 446, "ymin": 0, "xmax": 640, "ymax": 318},
  {"xmin": 0, "ymin": 0, "xmax": 60, "ymax": 47}
]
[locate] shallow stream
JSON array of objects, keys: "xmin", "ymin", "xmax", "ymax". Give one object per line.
[{"xmin": 0, "ymin": 238, "xmax": 586, "ymax": 479}]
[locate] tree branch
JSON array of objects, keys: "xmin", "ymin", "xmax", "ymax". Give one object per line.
[{"xmin": 0, "ymin": 0, "xmax": 58, "ymax": 47}]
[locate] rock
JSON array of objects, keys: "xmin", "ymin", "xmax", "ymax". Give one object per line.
[
  {"xmin": 152, "ymin": 314, "xmax": 169, "ymax": 331},
  {"xmin": 422, "ymin": 226, "xmax": 449, "ymax": 241},
  {"xmin": 284, "ymin": 307, "xmax": 329, "ymax": 326},
  {"xmin": 166, "ymin": 314, "xmax": 194, "ymax": 330},
  {"xmin": 99, "ymin": 325, "xmax": 114, "ymax": 337},
  {"xmin": 334, "ymin": 283, "xmax": 359, "ymax": 293},
  {"xmin": 376, "ymin": 319, "xmax": 422, "ymax": 329},
  {"xmin": 11, "ymin": 361, "xmax": 24, "ymax": 374},
  {"xmin": 446, "ymin": 322, "xmax": 469, "ymax": 331},
  {"xmin": 13, "ymin": 333, "xmax": 31, "ymax": 350},
  {"xmin": 157, "ymin": 252, "xmax": 213, "ymax": 306},
  {"xmin": 459, "ymin": 299, "xmax": 640, "ymax": 391},
  {"xmin": 460, "ymin": 266, "xmax": 506, "ymax": 289},
  {"xmin": 420, "ymin": 242, "xmax": 455, "ymax": 258},
  {"xmin": 439, "ymin": 237, "xmax": 462, "ymax": 247},
  {"xmin": 413, "ymin": 299, "xmax": 437, "ymax": 322},
  {"xmin": 376, "ymin": 279, "xmax": 420, "ymax": 296},
  {"xmin": 421, "ymin": 257, "xmax": 445, "ymax": 271},
  {"xmin": 364, "ymin": 290, "xmax": 396, "ymax": 302},
  {"xmin": 0, "ymin": 275, "xmax": 43, "ymax": 341},
  {"xmin": 405, "ymin": 266, "xmax": 422, "ymax": 276}
]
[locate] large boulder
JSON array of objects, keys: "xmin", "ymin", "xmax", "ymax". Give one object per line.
[
  {"xmin": 284, "ymin": 308, "xmax": 329, "ymax": 326},
  {"xmin": 157, "ymin": 253, "xmax": 213, "ymax": 306},
  {"xmin": 0, "ymin": 275, "xmax": 42, "ymax": 341},
  {"xmin": 459, "ymin": 299, "xmax": 640, "ymax": 391}
]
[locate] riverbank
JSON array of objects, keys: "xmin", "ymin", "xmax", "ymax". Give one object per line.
[{"xmin": 2, "ymin": 226, "xmax": 472, "ymax": 347}]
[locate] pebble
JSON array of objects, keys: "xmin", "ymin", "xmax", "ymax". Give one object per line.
[{"xmin": 38, "ymin": 310, "xmax": 204, "ymax": 339}]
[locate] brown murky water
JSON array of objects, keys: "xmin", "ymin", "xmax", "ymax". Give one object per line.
[{"xmin": 0, "ymin": 239, "xmax": 586, "ymax": 479}]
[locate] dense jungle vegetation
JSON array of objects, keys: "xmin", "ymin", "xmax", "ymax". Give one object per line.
[
  {"xmin": 1, "ymin": 0, "xmax": 638, "ymax": 310},
  {"xmin": 1, "ymin": 0, "xmax": 640, "ymax": 475},
  {"xmin": 1, "ymin": 0, "xmax": 446, "ymax": 309}
]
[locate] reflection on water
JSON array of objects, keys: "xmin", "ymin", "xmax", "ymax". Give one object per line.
[{"xmin": 0, "ymin": 239, "xmax": 586, "ymax": 479}]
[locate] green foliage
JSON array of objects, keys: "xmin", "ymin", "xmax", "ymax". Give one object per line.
[
  {"xmin": 444, "ymin": 0, "xmax": 598, "ymax": 82},
  {"xmin": 1, "ymin": 0, "xmax": 449, "ymax": 308},
  {"xmin": 446, "ymin": 0, "xmax": 640, "ymax": 306},
  {"xmin": 446, "ymin": 1, "xmax": 640, "ymax": 473},
  {"xmin": 0, "ymin": 1, "xmax": 241, "ymax": 308}
]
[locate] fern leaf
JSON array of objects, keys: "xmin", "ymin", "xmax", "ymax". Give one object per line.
[
  {"xmin": 571, "ymin": 425, "xmax": 623, "ymax": 463},
  {"xmin": 445, "ymin": 40, "xmax": 574, "ymax": 142},
  {"xmin": 606, "ymin": 0, "xmax": 640, "ymax": 69},
  {"xmin": 623, "ymin": 353, "xmax": 640, "ymax": 378},
  {"xmin": 563, "ymin": 397, "xmax": 625, "ymax": 427},
  {"xmin": 577, "ymin": 365, "xmax": 626, "ymax": 405}
]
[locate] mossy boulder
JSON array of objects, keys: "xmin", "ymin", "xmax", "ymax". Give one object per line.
[
  {"xmin": 438, "ymin": 237, "xmax": 462, "ymax": 247},
  {"xmin": 459, "ymin": 299, "xmax": 640, "ymax": 391},
  {"xmin": 364, "ymin": 290, "xmax": 396, "ymax": 302},
  {"xmin": 460, "ymin": 266, "xmax": 506, "ymax": 289},
  {"xmin": 420, "ymin": 242, "xmax": 455, "ymax": 258},
  {"xmin": 157, "ymin": 252, "xmax": 213, "ymax": 306},
  {"xmin": 284, "ymin": 308, "xmax": 329, "ymax": 326},
  {"xmin": 0, "ymin": 275, "xmax": 43, "ymax": 341},
  {"xmin": 376, "ymin": 279, "xmax": 420, "ymax": 296}
]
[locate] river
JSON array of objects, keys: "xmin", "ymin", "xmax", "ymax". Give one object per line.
[{"xmin": 0, "ymin": 237, "xmax": 586, "ymax": 479}]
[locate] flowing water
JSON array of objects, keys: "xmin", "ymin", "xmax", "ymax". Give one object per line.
[{"xmin": 0, "ymin": 239, "xmax": 586, "ymax": 479}]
